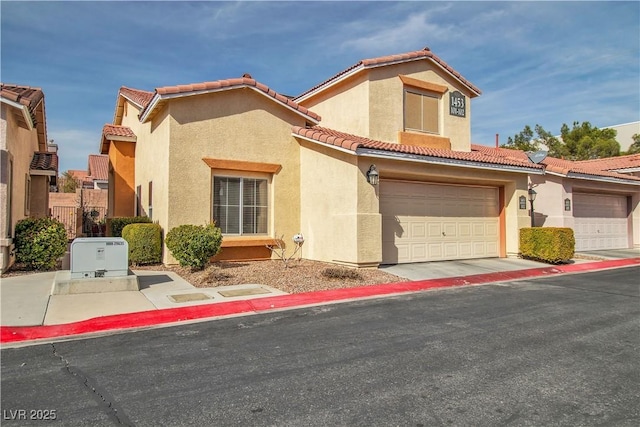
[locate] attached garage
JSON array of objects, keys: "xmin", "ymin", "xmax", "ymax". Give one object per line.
[
  {"xmin": 381, "ymin": 181, "xmax": 500, "ymax": 264},
  {"xmin": 573, "ymin": 193, "xmax": 629, "ymax": 251}
]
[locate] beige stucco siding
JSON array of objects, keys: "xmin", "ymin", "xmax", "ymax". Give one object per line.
[
  {"xmin": 300, "ymin": 74, "xmax": 370, "ymax": 138},
  {"xmin": 131, "ymin": 89, "xmax": 307, "ymax": 263},
  {"xmin": 532, "ymin": 174, "xmax": 640, "ymax": 249},
  {"xmin": 1, "ymin": 105, "xmax": 45, "ymax": 271},
  {"xmin": 299, "ymin": 61, "xmax": 473, "ymax": 151},
  {"xmin": 299, "ymin": 141, "xmax": 382, "ymax": 266}
]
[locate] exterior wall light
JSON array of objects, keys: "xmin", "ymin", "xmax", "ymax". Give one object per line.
[
  {"xmin": 528, "ymin": 187, "xmax": 537, "ymax": 227},
  {"xmin": 519, "ymin": 195, "xmax": 527, "ymax": 210},
  {"xmin": 564, "ymin": 198, "xmax": 571, "ymax": 211},
  {"xmin": 366, "ymin": 164, "xmax": 379, "ymax": 185}
]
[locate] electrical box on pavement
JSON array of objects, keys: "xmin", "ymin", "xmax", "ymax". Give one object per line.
[{"xmin": 70, "ymin": 237, "xmax": 129, "ymax": 279}]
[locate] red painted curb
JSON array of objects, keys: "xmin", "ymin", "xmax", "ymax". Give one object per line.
[{"xmin": 2, "ymin": 258, "xmax": 638, "ymax": 344}]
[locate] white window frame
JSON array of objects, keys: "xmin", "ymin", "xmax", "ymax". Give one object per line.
[{"xmin": 212, "ymin": 175, "xmax": 269, "ymax": 236}]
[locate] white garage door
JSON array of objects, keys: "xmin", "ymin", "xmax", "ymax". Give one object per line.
[
  {"xmin": 573, "ymin": 193, "xmax": 628, "ymax": 251},
  {"xmin": 381, "ymin": 181, "xmax": 499, "ymax": 264}
]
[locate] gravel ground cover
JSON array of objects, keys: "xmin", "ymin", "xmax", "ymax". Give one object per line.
[{"xmin": 3, "ymin": 259, "xmax": 404, "ymax": 295}]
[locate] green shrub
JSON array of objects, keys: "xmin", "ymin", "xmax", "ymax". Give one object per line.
[
  {"xmin": 165, "ymin": 223, "xmax": 222, "ymax": 270},
  {"xmin": 109, "ymin": 216, "xmax": 152, "ymax": 237},
  {"xmin": 122, "ymin": 223, "xmax": 162, "ymax": 266},
  {"xmin": 14, "ymin": 217, "xmax": 68, "ymax": 270},
  {"xmin": 520, "ymin": 227, "xmax": 575, "ymax": 264}
]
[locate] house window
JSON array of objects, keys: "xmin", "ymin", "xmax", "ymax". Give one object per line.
[
  {"xmin": 405, "ymin": 90, "xmax": 439, "ymax": 134},
  {"xmin": 213, "ymin": 177, "xmax": 268, "ymax": 235},
  {"xmin": 24, "ymin": 174, "xmax": 31, "ymax": 216},
  {"xmin": 148, "ymin": 181, "xmax": 153, "ymax": 221},
  {"xmin": 135, "ymin": 185, "xmax": 142, "ymax": 216}
]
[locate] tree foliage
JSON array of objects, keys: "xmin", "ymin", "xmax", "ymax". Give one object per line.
[
  {"xmin": 560, "ymin": 121, "xmax": 619, "ymax": 160},
  {"xmin": 501, "ymin": 124, "xmax": 561, "ymax": 154},
  {"xmin": 60, "ymin": 171, "xmax": 78, "ymax": 193},
  {"xmin": 505, "ymin": 121, "xmax": 621, "ymax": 160},
  {"xmin": 626, "ymin": 134, "xmax": 640, "ymax": 155}
]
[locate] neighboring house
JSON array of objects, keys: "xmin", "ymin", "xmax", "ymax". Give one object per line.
[
  {"xmin": 603, "ymin": 121, "xmax": 640, "ymax": 153},
  {"xmin": 101, "ymin": 48, "xmax": 554, "ymax": 266},
  {"xmin": 63, "ymin": 154, "xmax": 109, "ymax": 189},
  {"xmin": 474, "ymin": 146, "xmax": 640, "ymax": 251},
  {"xmin": 0, "ymin": 84, "xmax": 58, "ymax": 272},
  {"xmin": 50, "ymin": 154, "xmax": 109, "ymax": 239}
]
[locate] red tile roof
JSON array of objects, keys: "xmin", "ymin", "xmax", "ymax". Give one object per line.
[
  {"xmin": 102, "ymin": 124, "xmax": 136, "ymax": 139},
  {"xmin": 100, "ymin": 124, "xmax": 136, "ymax": 154},
  {"xmin": 139, "ymin": 76, "xmax": 321, "ymax": 123},
  {"xmin": 296, "ymin": 47, "xmax": 481, "ymax": 101},
  {"xmin": 0, "ymin": 84, "xmax": 44, "ymax": 125},
  {"xmin": 293, "ymin": 126, "xmax": 542, "ymax": 171},
  {"xmin": 119, "ymin": 86, "xmax": 154, "ymax": 108},
  {"xmin": 576, "ymin": 154, "xmax": 640, "ymax": 171},
  {"xmin": 88, "ymin": 154, "xmax": 108, "ymax": 181},
  {"xmin": 29, "ymin": 152, "xmax": 58, "ymax": 172},
  {"xmin": 471, "ymin": 144, "xmax": 640, "ymax": 182}
]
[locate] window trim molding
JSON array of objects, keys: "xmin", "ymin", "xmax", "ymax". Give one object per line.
[
  {"xmin": 203, "ymin": 158, "xmax": 281, "ymax": 174},
  {"xmin": 399, "ymin": 75, "xmax": 448, "ymax": 95}
]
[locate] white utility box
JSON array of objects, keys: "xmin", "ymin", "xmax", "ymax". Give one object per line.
[{"xmin": 70, "ymin": 237, "xmax": 129, "ymax": 279}]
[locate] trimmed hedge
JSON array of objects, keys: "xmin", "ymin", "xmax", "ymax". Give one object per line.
[
  {"xmin": 520, "ymin": 227, "xmax": 575, "ymax": 264},
  {"xmin": 122, "ymin": 223, "xmax": 162, "ymax": 266},
  {"xmin": 109, "ymin": 216, "xmax": 152, "ymax": 237},
  {"xmin": 165, "ymin": 223, "xmax": 222, "ymax": 270},
  {"xmin": 14, "ymin": 217, "xmax": 67, "ymax": 270}
]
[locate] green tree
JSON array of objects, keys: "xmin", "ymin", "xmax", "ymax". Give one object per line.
[
  {"xmin": 625, "ymin": 134, "xmax": 640, "ymax": 155},
  {"xmin": 60, "ymin": 170, "xmax": 78, "ymax": 193},
  {"xmin": 560, "ymin": 121, "xmax": 620, "ymax": 160},
  {"xmin": 502, "ymin": 124, "xmax": 562, "ymax": 155},
  {"xmin": 502, "ymin": 125, "xmax": 538, "ymax": 152}
]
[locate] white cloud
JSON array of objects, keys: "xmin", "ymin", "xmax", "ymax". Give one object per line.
[{"xmin": 48, "ymin": 128, "xmax": 99, "ymax": 173}]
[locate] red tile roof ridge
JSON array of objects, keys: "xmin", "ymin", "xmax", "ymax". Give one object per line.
[
  {"xmin": 141, "ymin": 76, "xmax": 320, "ymax": 122},
  {"xmin": 296, "ymin": 47, "xmax": 481, "ymax": 101},
  {"xmin": 88, "ymin": 154, "xmax": 108, "ymax": 181},
  {"xmin": 293, "ymin": 126, "xmax": 542, "ymax": 169}
]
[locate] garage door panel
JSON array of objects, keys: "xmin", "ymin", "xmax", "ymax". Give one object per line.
[
  {"xmin": 381, "ymin": 181, "xmax": 500, "ymax": 263},
  {"xmin": 573, "ymin": 193, "xmax": 628, "ymax": 251}
]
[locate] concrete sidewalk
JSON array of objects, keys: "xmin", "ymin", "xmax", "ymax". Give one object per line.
[{"xmin": 1, "ymin": 249, "xmax": 638, "ymax": 344}]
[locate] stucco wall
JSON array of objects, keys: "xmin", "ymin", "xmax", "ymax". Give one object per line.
[
  {"xmin": 299, "ymin": 141, "xmax": 370, "ymax": 265},
  {"xmin": 533, "ymin": 174, "xmax": 640, "ymax": 248},
  {"xmin": 299, "ymin": 74, "xmax": 370, "ymax": 137},
  {"xmin": 133, "ymin": 88, "xmax": 309, "ymax": 264},
  {"xmin": 298, "ymin": 138, "xmax": 531, "ymax": 264},
  {"xmin": 299, "ymin": 60, "xmax": 473, "ymax": 151},
  {"xmin": 108, "ymin": 140, "xmax": 136, "ymax": 217},
  {"xmin": 0, "ymin": 105, "xmax": 41, "ymax": 271}
]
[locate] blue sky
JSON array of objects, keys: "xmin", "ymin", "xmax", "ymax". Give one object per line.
[{"xmin": 2, "ymin": 1, "xmax": 639, "ymax": 172}]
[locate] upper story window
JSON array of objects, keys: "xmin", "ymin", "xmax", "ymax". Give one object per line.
[
  {"xmin": 213, "ymin": 176, "xmax": 268, "ymax": 235},
  {"xmin": 404, "ymin": 90, "xmax": 439, "ymax": 134}
]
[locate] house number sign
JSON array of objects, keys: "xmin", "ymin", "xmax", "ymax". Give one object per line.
[{"xmin": 449, "ymin": 91, "xmax": 466, "ymax": 117}]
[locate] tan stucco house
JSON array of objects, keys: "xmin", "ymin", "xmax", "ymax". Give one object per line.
[
  {"xmin": 476, "ymin": 147, "xmax": 640, "ymax": 251},
  {"xmin": 100, "ymin": 47, "xmax": 555, "ymax": 267},
  {"xmin": 1, "ymin": 84, "xmax": 58, "ymax": 272}
]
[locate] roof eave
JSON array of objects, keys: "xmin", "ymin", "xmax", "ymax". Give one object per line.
[
  {"xmin": 356, "ymin": 148, "xmax": 543, "ymax": 175},
  {"xmin": 0, "ymin": 97, "xmax": 35, "ymax": 130},
  {"xmin": 566, "ymin": 172, "xmax": 640, "ymax": 185}
]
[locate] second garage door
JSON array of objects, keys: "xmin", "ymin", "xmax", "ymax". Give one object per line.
[
  {"xmin": 573, "ymin": 193, "xmax": 629, "ymax": 251},
  {"xmin": 381, "ymin": 181, "xmax": 499, "ymax": 264}
]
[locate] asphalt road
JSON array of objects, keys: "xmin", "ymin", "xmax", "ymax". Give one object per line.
[{"xmin": 2, "ymin": 267, "xmax": 639, "ymax": 426}]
